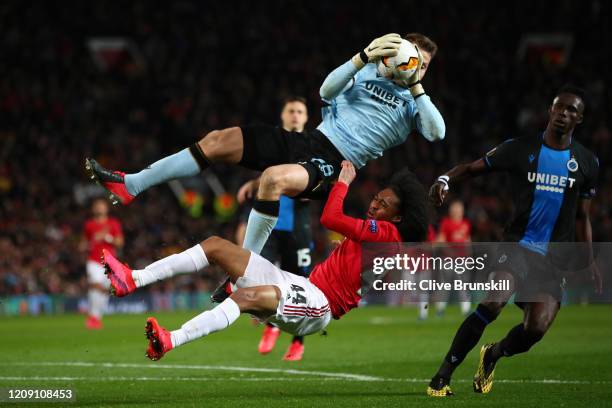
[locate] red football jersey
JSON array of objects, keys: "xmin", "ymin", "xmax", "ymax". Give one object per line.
[
  {"xmin": 439, "ymin": 217, "xmax": 471, "ymax": 243},
  {"xmin": 84, "ymin": 217, "xmax": 123, "ymax": 263},
  {"xmin": 309, "ymin": 182, "xmax": 402, "ymax": 319}
]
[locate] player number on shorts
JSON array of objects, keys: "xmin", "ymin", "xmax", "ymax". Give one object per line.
[
  {"xmin": 297, "ymin": 248, "xmax": 311, "ymax": 267},
  {"xmin": 311, "ymin": 158, "xmax": 335, "ymax": 178}
]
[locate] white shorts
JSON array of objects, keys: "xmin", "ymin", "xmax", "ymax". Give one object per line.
[
  {"xmin": 236, "ymin": 252, "xmax": 332, "ymax": 337},
  {"xmin": 87, "ymin": 260, "xmax": 110, "ymax": 288}
]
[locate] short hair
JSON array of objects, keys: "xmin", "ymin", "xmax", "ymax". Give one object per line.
[
  {"xmin": 556, "ymin": 84, "xmax": 586, "ymax": 103},
  {"xmin": 282, "ymin": 96, "xmax": 307, "ymax": 108},
  {"xmin": 386, "ymin": 168, "xmax": 430, "ymax": 242},
  {"xmin": 404, "ymin": 33, "xmax": 438, "ymax": 58}
]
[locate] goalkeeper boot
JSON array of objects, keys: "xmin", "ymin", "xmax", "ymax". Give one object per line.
[
  {"xmin": 473, "ymin": 343, "xmax": 497, "ymax": 394},
  {"xmin": 85, "ymin": 158, "xmax": 135, "ymax": 205},
  {"xmin": 427, "ymin": 376, "xmax": 454, "ymax": 397},
  {"xmin": 102, "ymin": 249, "xmax": 136, "ymax": 297},
  {"xmin": 145, "ymin": 317, "xmax": 173, "ymax": 361}
]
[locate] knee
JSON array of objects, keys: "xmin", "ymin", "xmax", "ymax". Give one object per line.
[
  {"xmin": 231, "ymin": 288, "xmax": 263, "ymax": 311},
  {"xmin": 201, "ymin": 236, "xmax": 229, "ymax": 261},
  {"xmin": 259, "ymin": 166, "xmax": 290, "ymax": 196},
  {"xmin": 198, "ymin": 130, "xmax": 222, "ymax": 154}
]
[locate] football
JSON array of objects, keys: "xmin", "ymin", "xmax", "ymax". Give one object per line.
[{"xmin": 377, "ymin": 39, "xmax": 420, "ymax": 82}]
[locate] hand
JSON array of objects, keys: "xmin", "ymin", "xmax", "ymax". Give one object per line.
[
  {"xmin": 407, "ymin": 45, "xmax": 423, "ymax": 85},
  {"xmin": 429, "ymin": 181, "xmax": 449, "ymax": 207},
  {"xmin": 363, "ymin": 33, "xmax": 402, "ymax": 63},
  {"xmin": 237, "ymin": 179, "xmax": 258, "ymax": 204},
  {"xmin": 338, "ymin": 160, "xmax": 356, "ymax": 185}
]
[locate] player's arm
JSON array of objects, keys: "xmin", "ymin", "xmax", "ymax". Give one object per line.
[
  {"xmin": 430, "ymin": 139, "xmax": 518, "ymax": 206},
  {"xmin": 237, "ymin": 177, "xmax": 261, "ymax": 204},
  {"xmin": 319, "ymin": 161, "xmax": 363, "ymax": 239},
  {"xmin": 319, "ymin": 34, "xmax": 402, "ymax": 101},
  {"xmin": 429, "ymin": 158, "xmax": 488, "ymax": 206}
]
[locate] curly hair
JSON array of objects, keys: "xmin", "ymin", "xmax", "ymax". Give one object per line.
[{"xmin": 385, "ymin": 168, "xmax": 430, "ymax": 242}]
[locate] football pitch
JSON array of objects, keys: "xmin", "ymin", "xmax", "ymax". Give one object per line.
[{"xmin": 1, "ymin": 305, "xmax": 611, "ymax": 407}]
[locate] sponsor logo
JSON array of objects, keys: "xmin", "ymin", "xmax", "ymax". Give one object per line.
[
  {"xmin": 364, "ymin": 82, "xmax": 408, "ymax": 109},
  {"xmin": 527, "ymin": 172, "xmax": 575, "ymax": 193}
]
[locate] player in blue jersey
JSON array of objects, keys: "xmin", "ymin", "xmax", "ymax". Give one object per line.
[
  {"xmin": 426, "ymin": 85, "xmax": 600, "ymax": 397},
  {"xmin": 85, "ymin": 33, "xmax": 445, "ymax": 256},
  {"xmin": 213, "ymin": 97, "xmax": 315, "ymax": 361}
]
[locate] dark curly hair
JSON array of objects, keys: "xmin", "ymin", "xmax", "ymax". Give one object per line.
[{"xmin": 385, "ymin": 168, "xmax": 430, "ymax": 242}]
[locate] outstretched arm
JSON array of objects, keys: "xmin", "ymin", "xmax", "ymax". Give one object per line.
[
  {"xmin": 320, "ymin": 34, "xmax": 402, "ymax": 101},
  {"xmin": 319, "ymin": 161, "xmax": 363, "ymax": 240},
  {"xmin": 429, "ymin": 158, "xmax": 488, "ymax": 206}
]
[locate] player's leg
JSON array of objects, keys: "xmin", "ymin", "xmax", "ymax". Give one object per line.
[
  {"xmin": 103, "ymin": 236, "xmax": 251, "ymax": 297},
  {"xmin": 473, "ymin": 296, "xmax": 559, "ymax": 393},
  {"xmin": 125, "ymin": 128, "xmax": 244, "ymax": 196},
  {"xmin": 280, "ymin": 232, "xmax": 312, "ymax": 361},
  {"xmin": 85, "ymin": 127, "xmax": 244, "ymax": 204},
  {"xmin": 86, "ymin": 260, "xmax": 110, "ymax": 329},
  {"xmin": 242, "ymin": 164, "xmax": 309, "ymax": 254},
  {"xmin": 146, "ymin": 285, "xmax": 281, "ymax": 361},
  {"xmin": 427, "ymin": 270, "xmax": 515, "ymax": 397},
  {"xmin": 257, "ymin": 232, "xmax": 283, "ymax": 355}
]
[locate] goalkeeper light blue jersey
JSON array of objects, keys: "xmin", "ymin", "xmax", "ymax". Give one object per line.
[{"xmin": 317, "ymin": 63, "xmax": 437, "ymax": 168}]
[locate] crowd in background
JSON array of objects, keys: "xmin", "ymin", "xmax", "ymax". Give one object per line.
[{"xmin": 1, "ymin": 1, "xmax": 611, "ymax": 309}]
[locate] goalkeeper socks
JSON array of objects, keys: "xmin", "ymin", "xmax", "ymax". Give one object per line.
[
  {"xmin": 124, "ymin": 148, "xmax": 202, "ymax": 196},
  {"xmin": 170, "ymin": 298, "xmax": 241, "ymax": 348},
  {"xmin": 242, "ymin": 200, "xmax": 279, "ymax": 254},
  {"xmin": 132, "ymin": 244, "xmax": 208, "ymax": 288},
  {"xmin": 494, "ymin": 323, "xmax": 544, "ymax": 358},
  {"xmin": 435, "ymin": 304, "xmax": 497, "ymax": 379}
]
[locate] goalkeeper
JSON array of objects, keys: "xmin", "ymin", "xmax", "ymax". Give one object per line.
[{"xmin": 86, "ymin": 33, "xmax": 445, "ymax": 257}]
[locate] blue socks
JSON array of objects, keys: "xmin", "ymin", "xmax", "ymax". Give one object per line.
[
  {"xmin": 124, "ymin": 148, "xmax": 201, "ymax": 196},
  {"xmin": 242, "ymin": 200, "xmax": 280, "ymax": 254}
]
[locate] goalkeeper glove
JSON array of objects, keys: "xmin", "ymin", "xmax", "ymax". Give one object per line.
[{"xmin": 352, "ymin": 33, "xmax": 402, "ymax": 69}]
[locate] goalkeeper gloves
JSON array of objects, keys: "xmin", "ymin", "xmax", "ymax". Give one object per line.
[{"xmin": 351, "ymin": 33, "xmax": 402, "ymax": 69}]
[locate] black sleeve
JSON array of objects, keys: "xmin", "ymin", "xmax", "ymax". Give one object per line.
[
  {"xmin": 580, "ymin": 154, "xmax": 599, "ymax": 199},
  {"xmin": 483, "ymin": 138, "xmax": 520, "ymax": 172}
]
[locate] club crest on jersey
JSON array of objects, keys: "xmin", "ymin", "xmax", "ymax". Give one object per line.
[
  {"xmin": 527, "ymin": 172, "xmax": 575, "ymax": 193},
  {"xmin": 567, "ymin": 158, "xmax": 579, "ymax": 172},
  {"xmin": 369, "ymin": 220, "xmax": 378, "ymax": 233}
]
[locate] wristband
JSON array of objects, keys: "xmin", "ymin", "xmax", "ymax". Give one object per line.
[
  {"xmin": 437, "ymin": 175, "xmax": 450, "ymax": 191},
  {"xmin": 359, "ymin": 50, "xmax": 369, "ymax": 65}
]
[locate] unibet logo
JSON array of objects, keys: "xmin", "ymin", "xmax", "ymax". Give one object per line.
[{"xmin": 527, "ymin": 172, "xmax": 575, "ymax": 193}]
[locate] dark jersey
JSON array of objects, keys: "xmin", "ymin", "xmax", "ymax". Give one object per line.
[{"xmin": 484, "ymin": 134, "xmax": 598, "ymax": 255}]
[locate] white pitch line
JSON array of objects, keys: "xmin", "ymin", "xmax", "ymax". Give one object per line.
[
  {"xmin": 6, "ymin": 362, "xmax": 382, "ymax": 382},
  {"xmin": 1, "ymin": 375, "xmax": 610, "ymax": 385},
  {"xmin": 3, "ymin": 362, "xmax": 611, "ymax": 385}
]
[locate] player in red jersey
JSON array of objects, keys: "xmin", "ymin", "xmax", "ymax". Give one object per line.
[
  {"xmin": 80, "ymin": 198, "xmax": 124, "ymax": 329},
  {"xmin": 101, "ymin": 161, "xmax": 428, "ymax": 360},
  {"xmin": 435, "ymin": 200, "xmax": 472, "ymax": 316}
]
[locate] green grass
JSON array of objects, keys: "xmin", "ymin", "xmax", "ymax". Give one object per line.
[{"xmin": 1, "ymin": 305, "xmax": 611, "ymax": 407}]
